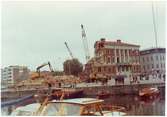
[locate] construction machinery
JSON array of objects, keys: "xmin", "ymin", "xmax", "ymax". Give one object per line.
[
  {"xmin": 31, "ymin": 62, "xmax": 54, "ymax": 79},
  {"xmin": 64, "ymin": 42, "xmax": 74, "ymax": 59},
  {"xmin": 80, "ymin": 24, "xmax": 105, "ymax": 81},
  {"xmin": 81, "ymin": 24, "xmax": 90, "ymax": 62}
]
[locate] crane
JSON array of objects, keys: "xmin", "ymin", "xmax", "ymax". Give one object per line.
[
  {"xmin": 81, "ymin": 24, "xmax": 90, "ymax": 62},
  {"xmin": 64, "ymin": 42, "xmax": 74, "ymax": 59}
]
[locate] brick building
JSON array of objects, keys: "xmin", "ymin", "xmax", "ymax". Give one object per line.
[{"xmin": 85, "ymin": 38, "xmax": 141, "ymax": 79}]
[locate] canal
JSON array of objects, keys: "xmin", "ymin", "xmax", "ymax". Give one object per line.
[
  {"xmin": 1, "ymin": 93, "xmax": 165, "ymax": 116},
  {"xmin": 104, "ymin": 95, "xmax": 165, "ymax": 115}
]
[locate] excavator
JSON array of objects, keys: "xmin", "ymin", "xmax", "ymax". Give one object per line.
[{"xmin": 31, "ymin": 62, "xmax": 54, "ymax": 79}]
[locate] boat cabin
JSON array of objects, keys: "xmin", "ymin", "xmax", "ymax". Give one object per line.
[{"xmin": 11, "ymin": 98, "xmax": 126, "ymax": 116}]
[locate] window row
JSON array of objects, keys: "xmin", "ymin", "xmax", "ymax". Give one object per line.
[
  {"xmin": 143, "ymin": 63, "xmax": 165, "ymax": 70},
  {"xmin": 142, "ymin": 55, "xmax": 165, "ymax": 62}
]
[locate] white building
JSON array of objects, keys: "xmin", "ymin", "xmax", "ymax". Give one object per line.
[
  {"xmin": 1, "ymin": 66, "xmax": 30, "ymax": 88},
  {"xmin": 140, "ymin": 48, "xmax": 166, "ymax": 75}
]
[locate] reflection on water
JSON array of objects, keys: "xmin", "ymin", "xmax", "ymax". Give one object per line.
[
  {"xmin": 103, "ymin": 95, "xmax": 165, "ymax": 116},
  {"xmin": 1, "ymin": 94, "xmax": 165, "ymax": 116}
]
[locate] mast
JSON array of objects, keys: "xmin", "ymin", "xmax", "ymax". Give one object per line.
[{"xmin": 151, "ymin": 1, "xmax": 158, "ymax": 48}]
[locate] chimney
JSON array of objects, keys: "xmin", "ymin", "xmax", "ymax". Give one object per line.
[
  {"xmin": 117, "ymin": 39, "xmax": 121, "ymax": 43},
  {"xmin": 100, "ymin": 38, "xmax": 106, "ymax": 42}
]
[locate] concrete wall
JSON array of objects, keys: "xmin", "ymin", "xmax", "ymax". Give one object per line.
[{"xmin": 78, "ymin": 83, "xmax": 165, "ymax": 96}]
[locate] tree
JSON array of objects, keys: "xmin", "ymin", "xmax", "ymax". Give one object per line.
[{"xmin": 63, "ymin": 58, "xmax": 83, "ymax": 76}]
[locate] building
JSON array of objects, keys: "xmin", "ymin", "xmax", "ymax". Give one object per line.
[
  {"xmin": 140, "ymin": 48, "xmax": 166, "ymax": 75},
  {"xmin": 85, "ymin": 38, "xmax": 140, "ymax": 79},
  {"xmin": 1, "ymin": 66, "xmax": 30, "ymax": 87}
]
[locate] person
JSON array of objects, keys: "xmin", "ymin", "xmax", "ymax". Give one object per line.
[{"xmin": 47, "ymin": 82, "xmax": 52, "ymax": 96}]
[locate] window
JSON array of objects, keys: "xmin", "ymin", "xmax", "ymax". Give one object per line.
[
  {"xmin": 104, "ymin": 67, "xmax": 106, "ymax": 72},
  {"xmin": 116, "ymin": 49, "xmax": 119, "ymax": 55},
  {"xmin": 108, "ymin": 68, "xmax": 111, "ymax": 72},
  {"xmin": 143, "ymin": 66, "xmax": 145, "ymax": 70},
  {"xmin": 151, "ymin": 56, "xmax": 153, "ymax": 61},
  {"xmin": 152, "ymin": 64, "xmax": 154, "ymax": 68},
  {"xmin": 147, "ymin": 65, "xmax": 150, "ymax": 69},
  {"xmin": 125, "ymin": 50, "xmax": 127, "ymax": 56},
  {"xmin": 117, "ymin": 57, "xmax": 120, "ymax": 63},
  {"xmin": 147, "ymin": 57, "xmax": 149, "ymax": 62},
  {"xmin": 121, "ymin": 50, "xmax": 123, "ymax": 56},
  {"xmin": 107, "ymin": 57, "xmax": 110, "ymax": 63},
  {"xmin": 143, "ymin": 57, "xmax": 145, "ymax": 62},
  {"xmin": 126, "ymin": 66, "xmax": 128, "ymax": 71},
  {"xmin": 161, "ymin": 63, "xmax": 163, "ymax": 68},
  {"xmin": 160, "ymin": 55, "xmax": 162, "ymax": 60},
  {"xmin": 111, "ymin": 57, "xmax": 115, "ymax": 63},
  {"xmin": 156, "ymin": 64, "xmax": 159, "ymax": 68},
  {"xmin": 122, "ymin": 67, "xmax": 124, "ymax": 72},
  {"xmin": 106, "ymin": 50, "xmax": 109, "ymax": 54},
  {"xmin": 98, "ymin": 67, "xmax": 101, "ymax": 72},
  {"xmin": 156, "ymin": 56, "xmax": 159, "ymax": 60},
  {"xmin": 146, "ymin": 76, "xmax": 149, "ymax": 80}
]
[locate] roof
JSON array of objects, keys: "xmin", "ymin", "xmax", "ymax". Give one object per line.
[
  {"xmin": 104, "ymin": 41, "xmax": 140, "ymax": 47},
  {"xmin": 11, "ymin": 103, "xmax": 41, "ymax": 114},
  {"xmin": 51, "ymin": 98, "xmax": 104, "ymax": 105},
  {"xmin": 140, "ymin": 48, "xmax": 166, "ymax": 55},
  {"xmin": 95, "ymin": 39, "xmax": 140, "ymax": 48}
]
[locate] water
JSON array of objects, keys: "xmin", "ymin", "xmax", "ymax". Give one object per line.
[
  {"xmin": 1, "ymin": 94, "xmax": 165, "ymax": 116},
  {"xmin": 103, "ymin": 95, "xmax": 165, "ymax": 116}
]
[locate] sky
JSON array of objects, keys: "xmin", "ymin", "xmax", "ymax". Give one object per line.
[{"xmin": 2, "ymin": 1, "xmax": 166, "ymax": 71}]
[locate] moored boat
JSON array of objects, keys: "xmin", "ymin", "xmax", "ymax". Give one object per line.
[
  {"xmin": 34, "ymin": 88, "xmax": 84, "ymax": 102},
  {"xmin": 97, "ymin": 90, "xmax": 110, "ymax": 99},
  {"xmin": 51, "ymin": 88, "xmax": 84, "ymax": 99},
  {"xmin": 139, "ymin": 87, "xmax": 160, "ymax": 99},
  {"xmin": 11, "ymin": 98, "xmax": 127, "ymax": 116}
]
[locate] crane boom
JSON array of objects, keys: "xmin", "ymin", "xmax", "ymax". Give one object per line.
[
  {"xmin": 64, "ymin": 42, "xmax": 74, "ymax": 59},
  {"xmin": 81, "ymin": 24, "xmax": 90, "ymax": 62}
]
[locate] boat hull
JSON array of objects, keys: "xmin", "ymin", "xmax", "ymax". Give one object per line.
[
  {"xmin": 51, "ymin": 89, "xmax": 84, "ymax": 99},
  {"xmin": 139, "ymin": 88, "xmax": 160, "ymax": 99},
  {"xmin": 97, "ymin": 93, "xmax": 110, "ymax": 99}
]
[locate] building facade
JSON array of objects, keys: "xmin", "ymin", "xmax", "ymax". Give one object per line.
[
  {"xmin": 140, "ymin": 48, "xmax": 166, "ymax": 75},
  {"xmin": 1, "ymin": 66, "xmax": 30, "ymax": 87},
  {"xmin": 85, "ymin": 38, "xmax": 140, "ymax": 78}
]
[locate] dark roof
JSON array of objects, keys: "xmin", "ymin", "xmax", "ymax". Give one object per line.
[
  {"xmin": 94, "ymin": 39, "xmax": 140, "ymax": 48},
  {"xmin": 140, "ymin": 48, "xmax": 166, "ymax": 55}
]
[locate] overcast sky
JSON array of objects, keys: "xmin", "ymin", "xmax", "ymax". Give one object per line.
[{"xmin": 2, "ymin": 1, "xmax": 166, "ymax": 71}]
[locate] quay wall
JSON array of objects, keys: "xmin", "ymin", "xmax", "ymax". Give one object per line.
[
  {"xmin": 77, "ymin": 83, "xmax": 165, "ymax": 96},
  {"xmin": 1, "ymin": 83, "xmax": 165, "ymax": 101}
]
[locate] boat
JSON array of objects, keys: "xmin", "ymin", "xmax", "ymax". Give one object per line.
[
  {"xmin": 51, "ymin": 88, "xmax": 84, "ymax": 99},
  {"xmin": 34, "ymin": 88, "xmax": 84, "ymax": 102},
  {"xmin": 139, "ymin": 87, "xmax": 160, "ymax": 99},
  {"xmin": 97, "ymin": 90, "xmax": 110, "ymax": 99},
  {"xmin": 1, "ymin": 95, "xmax": 34, "ymax": 108},
  {"xmin": 11, "ymin": 98, "xmax": 127, "ymax": 116}
]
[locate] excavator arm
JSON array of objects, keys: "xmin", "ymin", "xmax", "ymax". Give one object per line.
[{"xmin": 36, "ymin": 62, "xmax": 54, "ymax": 77}]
